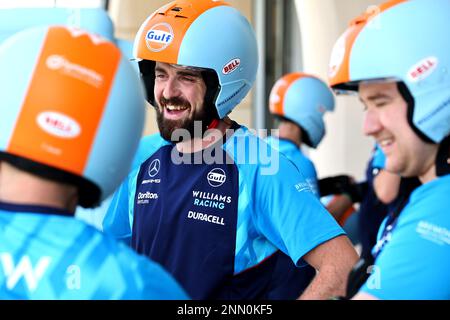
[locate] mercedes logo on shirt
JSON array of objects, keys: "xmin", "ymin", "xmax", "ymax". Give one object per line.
[{"xmin": 148, "ymin": 159, "xmax": 161, "ymax": 177}]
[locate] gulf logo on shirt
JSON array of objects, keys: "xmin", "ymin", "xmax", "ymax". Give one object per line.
[{"xmin": 145, "ymin": 23, "xmax": 174, "ymax": 52}]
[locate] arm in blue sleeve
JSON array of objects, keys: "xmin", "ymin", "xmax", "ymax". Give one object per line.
[
  {"xmin": 251, "ymin": 152, "xmax": 345, "ymax": 266},
  {"xmin": 102, "ymin": 134, "xmax": 166, "ymax": 244},
  {"xmin": 102, "ymin": 170, "xmax": 137, "ymax": 245}
]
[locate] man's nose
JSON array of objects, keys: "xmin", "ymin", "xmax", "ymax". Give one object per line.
[
  {"xmin": 162, "ymin": 77, "xmax": 181, "ymax": 99},
  {"xmin": 363, "ymin": 109, "xmax": 382, "ymax": 137}
]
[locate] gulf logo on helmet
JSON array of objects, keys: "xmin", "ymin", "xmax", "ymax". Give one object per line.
[
  {"xmin": 207, "ymin": 168, "xmax": 226, "ymax": 187},
  {"xmin": 145, "ymin": 23, "xmax": 174, "ymax": 52}
]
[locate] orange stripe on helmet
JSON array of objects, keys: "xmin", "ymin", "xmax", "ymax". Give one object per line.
[
  {"xmin": 269, "ymin": 73, "xmax": 312, "ymax": 116},
  {"xmin": 329, "ymin": 0, "xmax": 408, "ymax": 88},
  {"xmin": 7, "ymin": 26, "xmax": 121, "ymax": 175},
  {"xmin": 135, "ymin": 0, "xmax": 230, "ymax": 64}
]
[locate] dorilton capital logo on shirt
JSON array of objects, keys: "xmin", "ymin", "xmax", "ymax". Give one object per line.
[{"xmin": 137, "ymin": 191, "xmax": 159, "ymax": 205}]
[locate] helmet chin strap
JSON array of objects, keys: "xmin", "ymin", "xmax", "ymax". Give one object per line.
[{"xmin": 207, "ymin": 118, "xmax": 220, "ymax": 130}]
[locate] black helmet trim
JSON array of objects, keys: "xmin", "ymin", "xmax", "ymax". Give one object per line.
[{"xmin": 397, "ymin": 82, "xmax": 434, "ymax": 144}]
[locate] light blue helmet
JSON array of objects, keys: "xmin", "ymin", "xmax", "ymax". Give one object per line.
[
  {"xmin": 0, "ymin": 26, "xmax": 146, "ymax": 208},
  {"xmin": 0, "ymin": 8, "xmax": 115, "ymax": 44},
  {"xmin": 269, "ymin": 73, "xmax": 335, "ymax": 148},
  {"xmin": 0, "ymin": 8, "xmax": 136, "ymax": 63},
  {"xmin": 329, "ymin": 0, "xmax": 450, "ymax": 143},
  {"xmin": 133, "ymin": 0, "xmax": 258, "ymax": 118}
]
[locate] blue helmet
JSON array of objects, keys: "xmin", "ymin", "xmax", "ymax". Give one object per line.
[
  {"xmin": 133, "ymin": 0, "xmax": 258, "ymax": 118},
  {"xmin": 0, "ymin": 26, "xmax": 146, "ymax": 207},
  {"xmin": 329, "ymin": 0, "xmax": 450, "ymax": 144},
  {"xmin": 269, "ymin": 73, "xmax": 335, "ymax": 148}
]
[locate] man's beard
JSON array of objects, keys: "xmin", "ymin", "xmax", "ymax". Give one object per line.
[{"xmin": 156, "ymin": 96, "xmax": 214, "ymax": 143}]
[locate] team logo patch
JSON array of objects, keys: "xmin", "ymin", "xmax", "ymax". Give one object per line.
[
  {"xmin": 145, "ymin": 23, "xmax": 174, "ymax": 52},
  {"xmin": 37, "ymin": 111, "xmax": 81, "ymax": 139},
  {"xmin": 407, "ymin": 57, "xmax": 438, "ymax": 83},
  {"xmin": 207, "ymin": 168, "xmax": 226, "ymax": 187},
  {"xmin": 148, "ymin": 159, "xmax": 161, "ymax": 177},
  {"xmin": 222, "ymin": 58, "xmax": 241, "ymax": 75}
]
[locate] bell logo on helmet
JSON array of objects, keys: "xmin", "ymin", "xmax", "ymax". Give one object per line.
[
  {"xmin": 146, "ymin": 23, "xmax": 174, "ymax": 52},
  {"xmin": 222, "ymin": 58, "xmax": 241, "ymax": 75},
  {"xmin": 37, "ymin": 111, "xmax": 81, "ymax": 139},
  {"xmin": 407, "ymin": 57, "xmax": 438, "ymax": 83}
]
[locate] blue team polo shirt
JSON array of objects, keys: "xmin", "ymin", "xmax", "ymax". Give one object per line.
[
  {"xmin": 104, "ymin": 125, "xmax": 344, "ymax": 299},
  {"xmin": 0, "ymin": 202, "xmax": 188, "ymax": 299},
  {"xmin": 265, "ymin": 137, "xmax": 319, "ymax": 197},
  {"xmin": 361, "ymin": 174, "xmax": 450, "ymax": 299}
]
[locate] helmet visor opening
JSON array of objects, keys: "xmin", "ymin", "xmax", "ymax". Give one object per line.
[{"xmin": 139, "ymin": 60, "xmax": 221, "ymax": 118}]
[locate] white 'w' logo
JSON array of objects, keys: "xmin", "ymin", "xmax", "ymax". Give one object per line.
[{"xmin": 0, "ymin": 253, "xmax": 51, "ymax": 292}]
